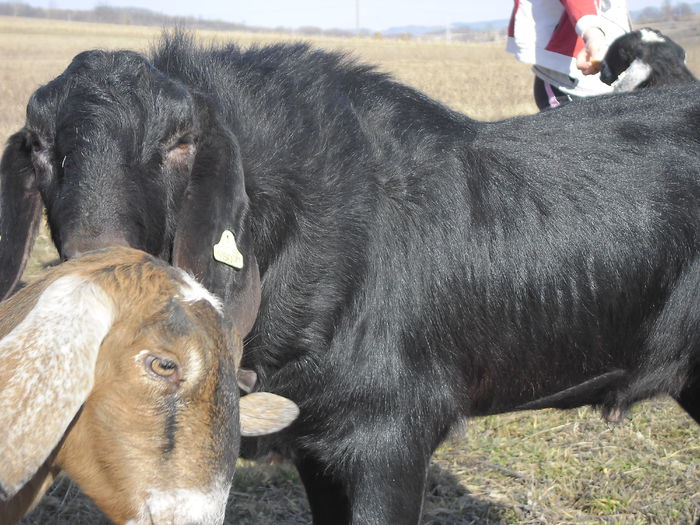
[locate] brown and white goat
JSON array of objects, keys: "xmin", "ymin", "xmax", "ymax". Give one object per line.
[{"xmin": 0, "ymin": 247, "xmax": 298, "ymax": 525}]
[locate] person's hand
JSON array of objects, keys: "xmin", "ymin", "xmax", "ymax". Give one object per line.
[{"xmin": 577, "ymin": 27, "xmax": 607, "ymax": 75}]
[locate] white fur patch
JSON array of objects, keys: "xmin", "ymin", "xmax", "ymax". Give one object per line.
[
  {"xmin": 612, "ymin": 58, "xmax": 653, "ymax": 92},
  {"xmin": 0, "ymin": 275, "xmax": 115, "ymax": 497},
  {"xmin": 640, "ymin": 28, "xmax": 665, "ymax": 44},
  {"xmin": 177, "ymin": 270, "xmax": 223, "ymax": 314},
  {"xmin": 125, "ymin": 478, "xmax": 230, "ymax": 525}
]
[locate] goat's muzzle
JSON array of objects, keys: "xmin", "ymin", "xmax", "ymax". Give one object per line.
[{"xmin": 61, "ymin": 233, "xmax": 131, "ymax": 260}]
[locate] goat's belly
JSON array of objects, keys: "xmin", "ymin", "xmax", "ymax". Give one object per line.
[
  {"xmin": 466, "ymin": 366, "xmax": 633, "ymax": 417},
  {"xmin": 512, "ymin": 369, "xmax": 629, "ymax": 411}
]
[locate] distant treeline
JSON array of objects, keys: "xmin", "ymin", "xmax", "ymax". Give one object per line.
[
  {"xmin": 0, "ymin": 2, "xmax": 365, "ymax": 37},
  {"xmin": 635, "ymin": 2, "xmax": 697, "ymax": 22}
]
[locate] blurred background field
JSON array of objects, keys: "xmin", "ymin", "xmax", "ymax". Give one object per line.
[{"xmin": 1, "ymin": 14, "xmax": 698, "ymax": 525}]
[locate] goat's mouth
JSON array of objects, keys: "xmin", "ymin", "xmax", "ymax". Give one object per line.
[
  {"xmin": 599, "ymin": 62, "xmax": 616, "ymax": 85},
  {"xmin": 125, "ymin": 482, "xmax": 231, "ymax": 525}
]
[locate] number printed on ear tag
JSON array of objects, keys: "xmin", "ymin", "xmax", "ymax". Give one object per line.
[{"xmin": 213, "ymin": 230, "xmax": 244, "ymax": 269}]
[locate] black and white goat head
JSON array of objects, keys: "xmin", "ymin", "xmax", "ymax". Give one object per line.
[{"xmin": 600, "ymin": 28, "xmax": 698, "ymax": 91}]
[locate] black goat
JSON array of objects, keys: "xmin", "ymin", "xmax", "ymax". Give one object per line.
[
  {"xmin": 600, "ymin": 28, "xmax": 698, "ymax": 91},
  {"xmin": 1, "ymin": 33, "xmax": 698, "ymax": 524}
]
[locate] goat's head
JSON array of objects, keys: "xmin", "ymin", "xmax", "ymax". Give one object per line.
[
  {"xmin": 0, "ymin": 247, "xmax": 298, "ymax": 525},
  {"xmin": 600, "ymin": 28, "xmax": 689, "ymax": 91},
  {"xmin": 0, "ymin": 42, "xmax": 260, "ymax": 353}
]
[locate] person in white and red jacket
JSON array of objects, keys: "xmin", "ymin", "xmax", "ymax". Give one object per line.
[{"xmin": 507, "ymin": 0, "xmax": 631, "ymax": 110}]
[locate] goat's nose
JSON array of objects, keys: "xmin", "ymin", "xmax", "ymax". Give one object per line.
[
  {"xmin": 61, "ymin": 240, "xmax": 84, "ymax": 260},
  {"xmin": 61, "ymin": 234, "xmax": 130, "ymax": 260}
]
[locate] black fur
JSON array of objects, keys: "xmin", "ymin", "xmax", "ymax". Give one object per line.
[
  {"xmin": 1, "ymin": 33, "xmax": 698, "ymax": 524},
  {"xmin": 600, "ymin": 28, "xmax": 698, "ymax": 90},
  {"xmin": 0, "ymin": 46, "xmax": 260, "ymax": 339}
]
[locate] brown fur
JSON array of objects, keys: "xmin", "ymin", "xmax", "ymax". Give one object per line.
[
  {"xmin": 0, "ymin": 247, "xmax": 238, "ymax": 524},
  {"xmin": 0, "ymin": 247, "xmax": 298, "ymax": 524},
  {"xmin": 0, "ymin": 450, "xmax": 60, "ymax": 522}
]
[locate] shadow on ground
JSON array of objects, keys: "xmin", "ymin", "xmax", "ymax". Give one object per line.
[{"xmin": 19, "ymin": 462, "xmax": 508, "ymax": 524}]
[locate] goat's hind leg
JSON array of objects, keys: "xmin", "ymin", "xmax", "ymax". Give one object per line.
[
  {"xmin": 674, "ymin": 371, "xmax": 700, "ymax": 525},
  {"xmin": 663, "ymin": 259, "xmax": 700, "ymax": 525},
  {"xmin": 675, "ymin": 367, "xmax": 700, "ymax": 425},
  {"xmin": 645, "ymin": 257, "xmax": 700, "ymax": 424},
  {"xmin": 670, "ymin": 259, "xmax": 700, "ymax": 425}
]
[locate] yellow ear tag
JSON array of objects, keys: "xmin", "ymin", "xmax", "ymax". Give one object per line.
[{"xmin": 213, "ymin": 230, "xmax": 244, "ymax": 270}]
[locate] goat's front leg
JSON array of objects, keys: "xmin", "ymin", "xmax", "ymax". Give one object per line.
[{"xmin": 296, "ymin": 442, "xmax": 430, "ymax": 525}]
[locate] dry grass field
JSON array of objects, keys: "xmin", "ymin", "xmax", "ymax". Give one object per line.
[{"xmin": 1, "ymin": 15, "xmax": 698, "ymax": 525}]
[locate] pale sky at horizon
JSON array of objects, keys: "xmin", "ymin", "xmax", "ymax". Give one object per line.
[{"xmin": 11, "ymin": 0, "xmax": 672, "ymax": 31}]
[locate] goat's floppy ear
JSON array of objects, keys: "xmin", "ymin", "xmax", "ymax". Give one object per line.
[
  {"xmin": 613, "ymin": 58, "xmax": 653, "ymax": 92},
  {"xmin": 240, "ymin": 392, "xmax": 300, "ymax": 437},
  {"xmin": 173, "ymin": 96, "xmax": 261, "ymax": 341},
  {"xmin": 0, "ymin": 275, "xmax": 114, "ymax": 500},
  {"xmin": 0, "ymin": 131, "xmax": 43, "ymax": 301}
]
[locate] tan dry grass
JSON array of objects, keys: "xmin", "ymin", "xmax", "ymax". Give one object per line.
[
  {"xmin": 0, "ymin": 14, "xmax": 535, "ymax": 138},
  {"xmin": 1, "ymin": 15, "xmax": 698, "ymax": 525}
]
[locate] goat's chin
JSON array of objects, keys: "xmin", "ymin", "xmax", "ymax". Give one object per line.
[
  {"xmin": 60, "ymin": 233, "xmax": 133, "ymax": 261},
  {"xmin": 124, "ymin": 481, "xmax": 231, "ymax": 525}
]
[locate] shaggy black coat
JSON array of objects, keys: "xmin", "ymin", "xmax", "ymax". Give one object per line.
[{"xmin": 1, "ymin": 33, "xmax": 698, "ymax": 524}]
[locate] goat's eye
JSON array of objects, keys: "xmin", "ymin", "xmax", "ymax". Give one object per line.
[{"xmin": 144, "ymin": 354, "xmax": 180, "ymax": 380}]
